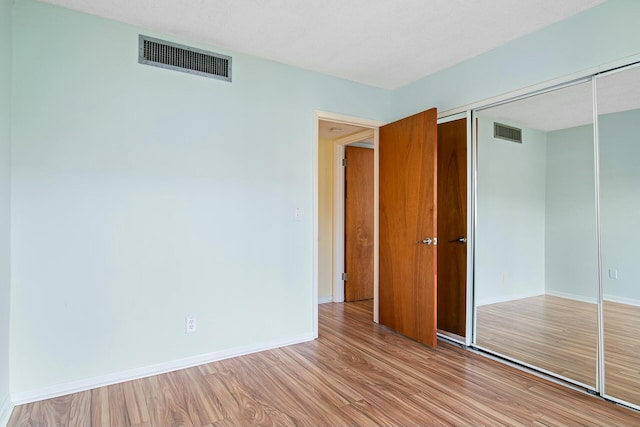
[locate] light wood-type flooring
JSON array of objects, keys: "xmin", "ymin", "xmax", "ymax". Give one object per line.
[
  {"xmin": 603, "ymin": 300, "xmax": 640, "ymax": 407},
  {"xmin": 9, "ymin": 300, "xmax": 640, "ymax": 426},
  {"xmin": 476, "ymin": 295, "xmax": 599, "ymax": 387},
  {"xmin": 476, "ymin": 294, "xmax": 640, "ymax": 407}
]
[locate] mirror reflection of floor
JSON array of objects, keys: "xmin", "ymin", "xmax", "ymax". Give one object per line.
[
  {"xmin": 602, "ymin": 300, "xmax": 640, "ymax": 405},
  {"xmin": 476, "ymin": 294, "xmax": 640, "ymax": 406},
  {"xmin": 476, "ymin": 295, "xmax": 598, "ymax": 387}
]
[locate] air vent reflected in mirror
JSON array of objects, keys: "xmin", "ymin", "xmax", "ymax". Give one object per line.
[{"xmin": 494, "ymin": 122, "xmax": 522, "ymax": 143}]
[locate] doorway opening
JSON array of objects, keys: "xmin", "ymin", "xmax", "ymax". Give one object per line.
[
  {"xmin": 314, "ymin": 112, "xmax": 382, "ymax": 336},
  {"xmin": 314, "ymin": 110, "xmax": 472, "ymax": 349}
]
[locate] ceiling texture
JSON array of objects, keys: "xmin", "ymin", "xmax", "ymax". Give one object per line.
[
  {"xmin": 318, "ymin": 120, "xmax": 369, "ymax": 141},
  {"xmin": 477, "ymin": 65, "xmax": 640, "ymax": 132},
  {"xmin": 40, "ymin": 0, "xmax": 606, "ymax": 89}
]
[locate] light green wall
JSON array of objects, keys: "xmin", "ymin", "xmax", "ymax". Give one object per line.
[
  {"xmin": 6, "ymin": 0, "xmax": 640, "ymax": 402},
  {"xmin": 544, "ymin": 110, "xmax": 640, "ymax": 305},
  {"xmin": 10, "ymin": 0, "xmax": 390, "ymax": 395},
  {"xmin": 599, "ymin": 109, "xmax": 640, "ymax": 304},
  {"xmin": 475, "ymin": 118, "xmax": 547, "ymax": 305},
  {"xmin": 545, "ymin": 124, "xmax": 599, "ymax": 301},
  {"xmin": 392, "ymin": 0, "xmax": 640, "ymax": 119},
  {"xmin": 406, "ymin": 0, "xmax": 640, "ymax": 308},
  {"xmin": 481, "ymin": 110, "xmax": 640, "ymax": 306},
  {"xmin": 0, "ymin": 0, "xmax": 12, "ymax": 415}
]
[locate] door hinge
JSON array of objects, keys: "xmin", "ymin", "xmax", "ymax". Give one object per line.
[
  {"xmin": 342, "ymin": 158, "xmax": 347, "ymax": 167},
  {"xmin": 342, "ymin": 272, "xmax": 348, "ymax": 281}
]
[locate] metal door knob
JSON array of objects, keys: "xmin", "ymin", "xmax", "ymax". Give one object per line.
[
  {"xmin": 420, "ymin": 237, "xmax": 437, "ymax": 245},
  {"xmin": 448, "ymin": 236, "xmax": 467, "ymax": 243}
]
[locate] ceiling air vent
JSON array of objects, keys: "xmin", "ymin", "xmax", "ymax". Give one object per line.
[
  {"xmin": 139, "ymin": 35, "xmax": 232, "ymax": 82},
  {"xmin": 494, "ymin": 122, "xmax": 522, "ymax": 143}
]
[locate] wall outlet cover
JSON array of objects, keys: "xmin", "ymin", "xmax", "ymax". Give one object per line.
[{"xmin": 185, "ymin": 316, "xmax": 197, "ymax": 333}]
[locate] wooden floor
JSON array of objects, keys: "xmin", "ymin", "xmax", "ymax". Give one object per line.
[
  {"xmin": 603, "ymin": 300, "xmax": 640, "ymax": 407},
  {"xmin": 9, "ymin": 300, "xmax": 640, "ymax": 426},
  {"xmin": 476, "ymin": 295, "xmax": 599, "ymax": 387},
  {"xmin": 477, "ymin": 295, "xmax": 640, "ymax": 407}
]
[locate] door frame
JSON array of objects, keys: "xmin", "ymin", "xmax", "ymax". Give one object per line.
[{"xmin": 313, "ymin": 111, "xmax": 383, "ymax": 337}]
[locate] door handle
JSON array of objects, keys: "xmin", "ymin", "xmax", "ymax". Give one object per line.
[
  {"xmin": 448, "ymin": 236, "xmax": 467, "ymax": 243},
  {"xmin": 419, "ymin": 237, "xmax": 437, "ymax": 246}
]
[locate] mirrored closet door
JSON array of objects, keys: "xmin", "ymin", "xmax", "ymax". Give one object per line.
[
  {"xmin": 597, "ymin": 64, "xmax": 640, "ymax": 407},
  {"xmin": 474, "ymin": 80, "xmax": 600, "ymax": 389}
]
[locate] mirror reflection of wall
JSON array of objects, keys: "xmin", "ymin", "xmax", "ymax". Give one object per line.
[
  {"xmin": 597, "ymin": 65, "xmax": 640, "ymax": 407},
  {"xmin": 474, "ymin": 81, "xmax": 599, "ymax": 388}
]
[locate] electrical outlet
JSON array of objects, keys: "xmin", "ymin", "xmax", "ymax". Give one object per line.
[{"xmin": 185, "ymin": 316, "xmax": 197, "ymax": 334}]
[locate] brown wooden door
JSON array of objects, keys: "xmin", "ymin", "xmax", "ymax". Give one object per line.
[
  {"xmin": 379, "ymin": 108, "xmax": 438, "ymax": 347},
  {"xmin": 437, "ymin": 118, "xmax": 468, "ymax": 337},
  {"xmin": 345, "ymin": 146, "xmax": 374, "ymax": 302}
]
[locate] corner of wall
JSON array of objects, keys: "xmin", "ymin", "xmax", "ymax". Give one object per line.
[
  {"xmin": 1, "ymin": 0, "xmax": 13, "ymax": 423},
  {"xmin": 0, "ymin": 395, "xmax": 14, "ymax": 427}
]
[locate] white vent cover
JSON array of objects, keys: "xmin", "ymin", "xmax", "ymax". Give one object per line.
[
  {"xmin": 139, "ymin": 35, "xmax": 232, "ymax": 82},
  {"xmin": 494, "ymin": 122, "xmax": 522, "ymax": 143}
]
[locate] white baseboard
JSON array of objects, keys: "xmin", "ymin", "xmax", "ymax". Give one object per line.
[
  {"xmin": 11, "ymin": 333, "xmax": 315, "ymax": 406},
  {"xmin": 604, "ymin": 294, "xmax": 640, "ymax": 307},
  {"xmin": 545, "ymin": 290, "xmax": 597, "ymax": 304},
  {"xmin": 476, "ymin": 292, "xmax": 544, "ymax": 307},
  {"xmin": 544, "ymin": 290, "xmax": 640, "ymax": 307},
  {"xmin": 318, "ymin": 296, "xmax": 333, "ymax": 304},
  {"xmin": 0, "ymin": 394, "xmax": 13, "ymax": 427}
]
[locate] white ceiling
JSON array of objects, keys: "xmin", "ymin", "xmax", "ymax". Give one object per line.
[
  {"xmin": 40, "ymin": 0, "xmax": 606, "ymax": 89},
  {"xmin": 477, "ymin": 65, "xmax": 640, "ymax": 132},
  {"xmin": 477, "ymin": 82, "xmax": 595, "ymax": 132}
]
